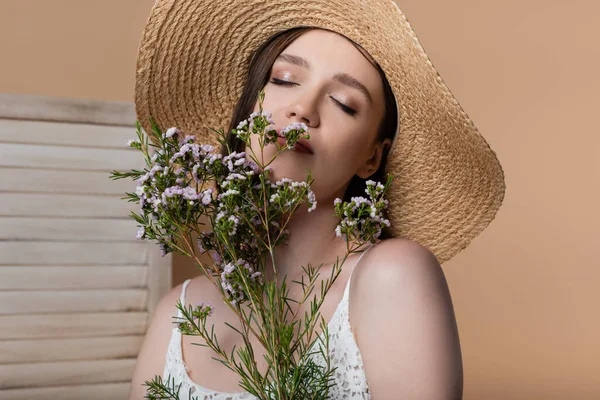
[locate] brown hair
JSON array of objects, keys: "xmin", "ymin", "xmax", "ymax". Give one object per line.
[{"xmin": 221, "ymin": 27, "xmax": 398, "ymax": 239}]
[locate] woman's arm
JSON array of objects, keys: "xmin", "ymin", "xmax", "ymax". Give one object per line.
[
  {"xmin": 128, "ymin": 283, "xmax": 185, "ymax": 399},
  {"xmin": 354, "ymin": 238, "xmax": 464, "ymax": 399}
]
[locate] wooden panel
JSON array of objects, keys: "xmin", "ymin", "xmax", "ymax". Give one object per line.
[
  {"xmin": 0, "ymin": 168, "xmax": 136, "ymax": 195},
  {"xmin": 0, "ymin": 382, "xmax": 130, "ymax": 400},
  {"xmin": 0, "ymin": 93, "xmax": 136, "ymax": 126},
  {"xmin": 0, "ymin": 193, "xmax": 137, "ymax": 217},
  {"xmin": 0, "ymin": 119, "xmax": 137, "ymax": 148},
  {"xmin": 0, "ymin": 358, "xmax": 135, "ymax": 389},
  {"xmin": 0, "ymin": 289, "xmax": 147, "ymax": 314},
  {"xmin": 0, "ymin": 241, "xmax": 147, "ymax": 265},
  {"xmin": 0, "ymin": 217, "xmax": 139, "ymax": 241},
  {"xmin": 0, "ymin": 143, "xmax": 142, "ymax": 171},
  {"xmin": 0, "ymin": 335, "xmax": 143, "ymax": 364},
  {"xmin": 0, "ymin": 266, "xmax": 147, "ymax": 290},
  {"xmin": 0, "ymin": 96, "xmax": 167, "ymax": 398},
  {"xmin": 0, "ymin": 312, "xmax": 147, "ymax": 340}
]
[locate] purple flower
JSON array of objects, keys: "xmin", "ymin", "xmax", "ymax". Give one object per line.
[
  {"xmin": 200, "ymin": 188, "xmax": 213, "ymax": 205},
  {"xmin": 151, "ymin": 197, "xmax": 162, "ymax": 213},
  {"xmin": 280, "ymin": 122, "xmax": 310, "ymax": 150},
  {"xmin": 307, "ymin": 190, "xmax": 317, "ymax": 212},
  {"xmin": 182, "ymin": 186, "xmax": 198, "ymax": 201},
  {"xmin": 333, "ymin": 179, "xmax": 391, "ymax": 244},
  {"xmin": 179, "ymin": 135, "xmax": 196, "ymax": 147},
  {"xmin": 194, "ymin": 301, "xmax": 214, "ymax": 317},
  {"xmin": 250, "ymin": 271, "xmax": 263, "ymax": 284},
  {"xmin": 280, "ymin": 122, "xmax": 309, "ymax": 136},
  {"xmin": 135, "ymin": 185, "xmax": 145, "ymax": 197},
  {"xmin": 148, "ymin": 165, "xmax": 164, "ymax": 179},
  {"xmin": 248, "ymin": 110, "xmax": 273, "ymax": 123},
  {"xmin": 222, "ymin": 151, "xmax": 246, "ymax": 172}
]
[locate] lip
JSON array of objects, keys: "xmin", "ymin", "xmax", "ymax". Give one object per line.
[{"xmin": 274, "ymin": 128, "xmax": 313, "ymax": 154}]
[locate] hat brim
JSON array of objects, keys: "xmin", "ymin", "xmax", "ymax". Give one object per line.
[{"xmin": 135, "ymin": 0, "xmax": 506, "ymax": 264}]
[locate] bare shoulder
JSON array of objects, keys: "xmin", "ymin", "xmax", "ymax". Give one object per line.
[
  {"xmin": 352, "ymin": 238, "xmax": 443, "ymax": 295},
  {"xmin": 352, "ymin": 238, "xmax": 464, "ymax": 400},
  {"xmin": 128, "ymin": 277, "xmax": 207, "ymax": 399}
]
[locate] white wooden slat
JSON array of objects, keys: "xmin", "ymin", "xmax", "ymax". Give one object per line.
[
  {"xmin": 0, "ymin": 312, "xmax": 147, "ymax": 340},
  {"xmin": 0, "ymin": 193, "xmax": 138, "ymax": 217},
  {"xmin": 0, "ymin": 382, "xmax": 130, "ymax": 400},
  {"xmin": 0, "ymin": 96, "xmax": 170, "ymax": 398},
  {"xmin": 0, "ymin": 119, "xmax": 138, "ymax": 148},
  {"xmin": 0, "ymin": 167, "xmax": 137, "ymax": 195},
  {"xmin": 0, "ymin": 142, "xmax": 143, "ymax": 171},
  {"xmin": 0, "ymin": 266, "xmax": 147, "ymax": 290},
  {"xmin": 0, "ymin": 217, "xmax": 140, "ymax": 241},
  {"xmin": 0, "ymin": 358, "xmax": 135, "ymax": 389},
  {"xmin": 0, "ymin": 335, "xmax": 144, "ymax": 364},
  {"xmin": 0, "ymin": 241, "xmax": 147, "ymax": 265},
  {"xmin": 0, "ymin": 289, "xmax": 148, "ymax": 314},
  {"xmin": 0, "ymin": 93, "xmax": 136, "ymax": 126}
]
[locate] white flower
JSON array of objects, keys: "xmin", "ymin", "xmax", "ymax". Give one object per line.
[
  {"xmin": 164, "ymin": 127, "xmax": 180, "ymax": 139},
  {"xmin": 236, "ymin": 119, "xmax": 248, "ymax": 130}
]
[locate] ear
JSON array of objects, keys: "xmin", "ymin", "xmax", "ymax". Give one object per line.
[{"xmin": 356, "ymin": 138, "xmax": 392, "ymax": 179}]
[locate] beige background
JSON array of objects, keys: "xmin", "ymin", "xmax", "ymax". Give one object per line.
[{"xmin": 1, "ymin": 0, "xmax": 598, "ymax": 399}]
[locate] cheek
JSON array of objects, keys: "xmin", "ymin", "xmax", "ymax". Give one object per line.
[
  {"xmin": 252, "ymin": 87, "xmax": 280, "ymax": 114},
  {"xmin": 327, "ymin": 127, "xmax": 370, "ymax": 163},
  {"xmin": 318, "ymin": 144, "xmax": 364, "ymax": 184}
]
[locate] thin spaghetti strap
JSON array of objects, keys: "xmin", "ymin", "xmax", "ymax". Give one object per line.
[
  {"xmin": 177, "ymin": 278, "xmax": 193, "ymax": 318},
  {"xmin": 355, "ymin": 243, "xmax": 376, "ymax": 268},
  {"xmin": 352, "ymin": 243, "xmax": 377, "ymax": 276},
  {"xmin": 343, "ymin": 243, "xmax": 377, "ymax": 300}
]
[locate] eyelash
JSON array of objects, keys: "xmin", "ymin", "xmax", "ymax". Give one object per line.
[{"xmin": 269, "ymin": 78, "xmax": 357, "ymax": 116}]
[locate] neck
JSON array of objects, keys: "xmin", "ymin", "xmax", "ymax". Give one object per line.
[{"xmin": 261, "ymin": 198, "xmax": 366, "ymax": 285}]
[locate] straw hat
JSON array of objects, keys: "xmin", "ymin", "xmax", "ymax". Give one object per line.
[{"xmin": 134, "ymin": 0, "xmax": 506, "ymax": 264}]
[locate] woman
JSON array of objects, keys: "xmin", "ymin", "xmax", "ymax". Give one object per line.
[{"xmin": 129, "ymin": 1, "xmax": 505, "ymax": 399}]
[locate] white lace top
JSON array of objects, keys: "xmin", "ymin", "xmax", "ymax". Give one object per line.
[{"xmin": 162, "ymin": 245, "xmax": 375, "ymax": 399}]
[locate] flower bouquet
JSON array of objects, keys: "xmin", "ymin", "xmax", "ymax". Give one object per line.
[{"xmin": 110, "ymin": 89, "xmax": 393, "ymax": 400}]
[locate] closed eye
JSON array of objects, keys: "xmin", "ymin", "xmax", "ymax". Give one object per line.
[
  {"xmin": 270, "ymin": 78, "xmax": 296, "ymax": 88},
  {"xmin": 269, "ymin": 78, "xmax": 357, "ymax": 116}
]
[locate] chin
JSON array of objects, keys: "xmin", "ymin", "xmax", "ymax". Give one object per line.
[
  {"xmin": 263, "ymin": 150, "xmax": 313, "ymax": 183},
  {"xmin": 269, "ymin": 165, "xmax": 311, "ymax": 184}
]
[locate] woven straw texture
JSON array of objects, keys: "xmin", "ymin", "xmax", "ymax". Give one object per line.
[{"xmin": 134, "ymin": 0, "xmax": 506, "ymax": 264}]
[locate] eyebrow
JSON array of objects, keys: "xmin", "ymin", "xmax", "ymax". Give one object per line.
[{"xmin": 274, "ymin": 53, "xmax": 373, "ymax": 105}]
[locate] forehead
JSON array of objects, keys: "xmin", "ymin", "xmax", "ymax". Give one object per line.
[{"xmin": 275, "ymin": 29, "xmax": 382, "ymax": 92}]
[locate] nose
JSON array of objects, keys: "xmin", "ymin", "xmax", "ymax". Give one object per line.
[{"xmin": 284, "ymin": 90, "xmax": 320, "ymax": 128}]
